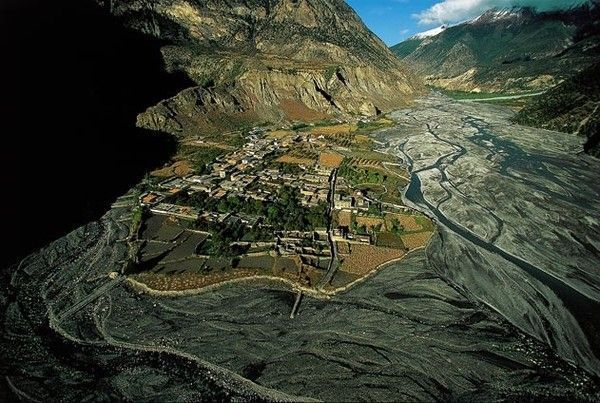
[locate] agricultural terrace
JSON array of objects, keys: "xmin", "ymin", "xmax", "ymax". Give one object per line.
[
  {"xmin": 132, "ymin": 254, "xmax": 326, "ymax": 292},
  {"xmin": 319, "ymin": 152, "xmax": 345, "ymax": 168},
  {"xmin": 328, "ymin": 208, "xmax": 434, "ymax": 292},
  {"xmin": 343, "ymin": 210, "xmax": 434, "ymax": 250},
  {"xmin": 151, "ymin": 140, "xmax": 235, "ymax": 178},
  {"xmin": 129, "ymin": 116, "xmax": 436, "ymax": 296},
  {"xmin": 338, "ymin": 161, "xmax": 409, "ymax": 206}
]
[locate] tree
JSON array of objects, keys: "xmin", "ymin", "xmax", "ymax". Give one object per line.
[
  {"xmin": 228, "ymin": 195, "xmax": 242, "ymax": 209},
  {"xmin": 358, "ymin": 225, "xmax": 368, "ymax": 235},
  {"xmin": 391, "ymin": 218, "xmax": 404, "ymax": 235},
  {"xmin": 368, "ymin": 203, "xmax": 382, "ymax": 216},
  {"xmin": 217, "ymin": 200, "xmax": 228, "ymax": 213},
  {"xmin": 267, "ymin": 206, "xmax": 279, "ymax": 221}
]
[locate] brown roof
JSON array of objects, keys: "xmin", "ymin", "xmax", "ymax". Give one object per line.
[{"xmin": 142, "ymin": 194, "xmax": 158, "ymax": 204}]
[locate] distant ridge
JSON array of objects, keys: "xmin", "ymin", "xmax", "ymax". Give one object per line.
[
  {"xmin": 391, "ymin": 2, "xmax": 600, "ymax": 94},
  {"xmin": 468, "ymin": 6, "xmax": 534, "ymax": 25}
]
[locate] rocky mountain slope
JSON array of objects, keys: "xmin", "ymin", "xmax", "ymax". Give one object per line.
[
  {"xmin": 514, "ymin": 62, "xmax": 600, "ymax": 156},
  {"xmin": 391, "ymin": 3, "xmax": 600, "ymax": 94},
  {"xmin": 96, "ymin": 0, "xmax": 421, "ymax": 137}
]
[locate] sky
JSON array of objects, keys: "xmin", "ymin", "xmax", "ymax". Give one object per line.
[{"xmin": 345, "ymin": 0, "xmax": 590, "ymax": 46}]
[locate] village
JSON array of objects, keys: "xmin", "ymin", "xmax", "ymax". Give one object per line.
[{"xmin": 130, "ymin": 120, "xmax": 435, "ymax": 294}]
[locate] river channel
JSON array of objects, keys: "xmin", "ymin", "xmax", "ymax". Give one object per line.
[{"xmin": 380, "ymin": 95, "xmax": 600, "ymax": 376}]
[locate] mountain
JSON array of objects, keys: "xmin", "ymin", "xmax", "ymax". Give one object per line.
[
  {"xmin": 411, "ymin": 25, "xmax": 447, "ymax": 40},
  {"xmin": 514, "ymin": 62, "xmax": 600, "ymax": 156},
  {"xmin": 96, "ymin": 0, "xmax": 421, "ymax": 138},
  {"xmin": 391, "ymin": 3, "xmax": 600, "ymax": 94}
]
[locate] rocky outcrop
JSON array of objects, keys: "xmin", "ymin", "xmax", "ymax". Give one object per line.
[
  {"xmin": 137, "ymin": 65, "xmax": 416, "ymax": 137},
  {"xmin": 97, "ymin": 0, "xmax": 421, "ymax": 135}
]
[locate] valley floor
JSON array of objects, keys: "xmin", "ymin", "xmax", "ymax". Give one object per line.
[
  {"xmin": 2, "ymin": 94, "xmax": 600, "ymax": 401},
  {"xmin": 381, "ymin": 95, "xmax": 600, "ymax": 376}
]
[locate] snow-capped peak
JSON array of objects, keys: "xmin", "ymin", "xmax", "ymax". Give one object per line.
[
  {"xmin": 411, "ymin": 25, "xmax": 447, "ymax": 40},
  {"xmin": 469, "ymin": 7, "xmax": 528, "ymax": 24}
]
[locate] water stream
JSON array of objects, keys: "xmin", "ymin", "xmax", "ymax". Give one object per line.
[{"xmin": 393, "ymin": 113, "xmax": 600, "ymax": 360}]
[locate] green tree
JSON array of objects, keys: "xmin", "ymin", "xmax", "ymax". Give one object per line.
[{"xmin": 391, "ymin": 218, "xmax": 404, "ymax": 235}]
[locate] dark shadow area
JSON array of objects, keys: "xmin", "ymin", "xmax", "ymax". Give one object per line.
[{"xmin": 0, "ymin": 0, "xmax": 194, "ymax": 266}]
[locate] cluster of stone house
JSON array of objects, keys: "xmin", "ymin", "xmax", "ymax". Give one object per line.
[
  {"xmin": 334, "ymin": 177, "xmax": 372, "ymax": 213},
  {"xmin": 276, "ymin": 229, "xmax": 330, "ymax": 257},
  {"xmin": 138, "ymin": 130, "xmax": 335, "ymax": 229}
]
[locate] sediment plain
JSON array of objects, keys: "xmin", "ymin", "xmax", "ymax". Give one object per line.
[
  {"xmin": 2, "ymin": 95, "xmax": 599, "ymax": 400},
  {"xmin": 381, "ymin": 94, "xmax": 600, "ymax": 377}
]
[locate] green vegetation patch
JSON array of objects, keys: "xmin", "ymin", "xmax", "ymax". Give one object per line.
[
  {"xmin": 343, "ymin": 148, "xmax": 396, "ymax": 163},
  {"xmin": 415, "ymin": 215, "xmax": 436, "ymax": 232},
  {"xmin": 267, "ymin": 161, "xmax": 305, "ymax": 175},
  {"xmin": 339, "ymin": 162, "xmax": 408, "ymax": 206},
  {"xmin": 324, "ymin": 65, "xmax": 340, "ymax": 82},
  {"xmin": 355, "ymin": 118, "xmax": 395, "ymax": 134},
  {"xmin": 339, "ymin": 162, "xmax": 386, "ymax": 186},
  {"xmin": 174, "ymin": 187, "xmax": 329, "ymax": 257},
  {"xmin": 131, "ymin": 207, "xmax": 145, "ymax": 236},
  {"xmin": 437, "ymin": 88, "xmax": 518, "ymax": 100},
  {"xmin": 178, "ymin": 145, "xmax": 228, "ymax": 173},
  {"xmin": 479, "ymin": 97, "xmax": 530, "ymax": 110},
  {"xmin": 376, "ymin": 232, "xmax": 406, "ymax": 249}
]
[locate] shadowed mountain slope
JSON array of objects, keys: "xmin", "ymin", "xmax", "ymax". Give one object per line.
[
  {"xmin": 515, "ymin": 62, "xmax": 600, "ymax": 156},
  {"xmin": 98, "ymin": 0, "xmax": 422, "ymax": 137}
]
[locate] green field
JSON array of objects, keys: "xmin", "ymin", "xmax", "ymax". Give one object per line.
[{"xmin": 437, "ymin": 88, "xmax": 525, "ymax": 100}]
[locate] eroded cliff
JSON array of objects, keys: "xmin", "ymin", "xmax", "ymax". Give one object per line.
[{"xmin": 98, "ymin": 0, "xmax": 422, "ymax": 136}]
